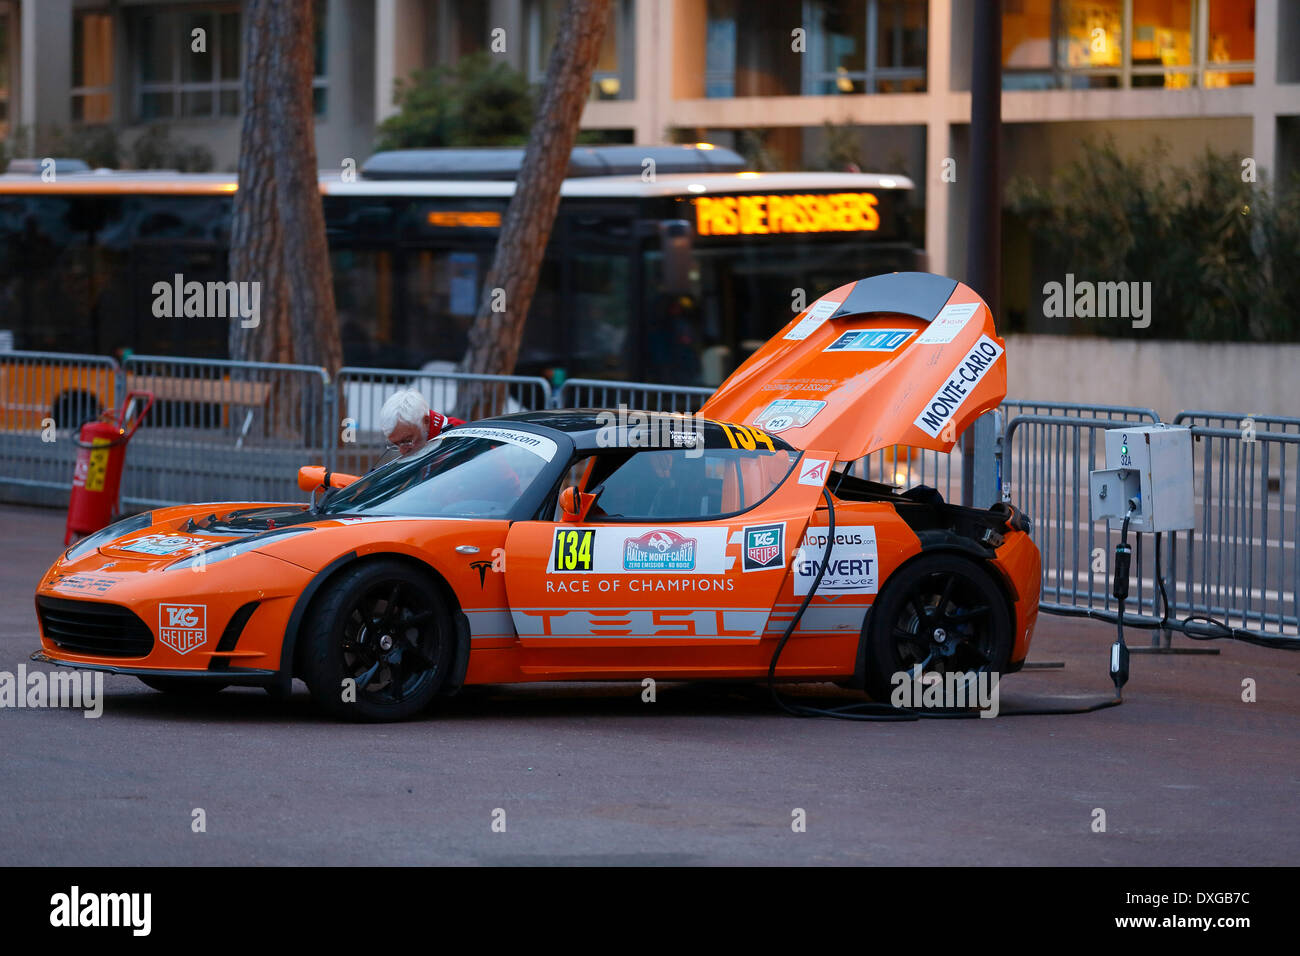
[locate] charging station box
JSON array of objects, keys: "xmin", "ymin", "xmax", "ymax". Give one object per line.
[{"xmin": 1089, "ymin": 424, "xmax": 1194, "ymax": 533}]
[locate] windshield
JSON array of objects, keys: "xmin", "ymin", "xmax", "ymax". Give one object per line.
[{"xmin": 319, "ymin": 429, "xmax": 555, "ymax": 518}]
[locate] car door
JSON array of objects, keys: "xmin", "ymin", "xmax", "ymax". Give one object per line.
[{"xmin": 502, "ymin": 427, "xmax": 835, "ymax": 677}]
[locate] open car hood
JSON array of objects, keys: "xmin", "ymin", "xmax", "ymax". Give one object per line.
[{"xmin": 700, "ymin": 272, "xmax": 1006, "ymax": 463}]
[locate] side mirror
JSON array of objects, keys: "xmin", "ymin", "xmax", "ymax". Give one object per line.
[
  {"xmin": 298, "ymin": 466, "xmax": 360, "ymax": 494},
  {"xmin": 559, "ymin": 484, "xmax": 599, "ymax": 522}
]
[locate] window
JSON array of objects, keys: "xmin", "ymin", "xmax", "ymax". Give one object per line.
[
  {"xmin": 527, "ymin": 0, "xmax": 633, "ymax": 100},
  {"xmin": 133, "ymin": 5, "xmax": 240, "ymax": 120},
  {"xmin": 72, "ymin": 11, "xmax": 115, "ymax": 122},
  {"xmin": 804, "ymin": 0, "xmax": 928, "ymax": 95},
  {"xmin": 575, "ymin": 444, "xmax": 799, "ymax": 522},
  {"xmin": 1002, "ymin": 0, "xmax": 1254, "ymax": 89}
]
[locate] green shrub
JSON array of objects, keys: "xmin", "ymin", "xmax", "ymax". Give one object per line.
[{"xmin": 1007, "ymin": 137, "xmax": 1297, "ymax": 341}]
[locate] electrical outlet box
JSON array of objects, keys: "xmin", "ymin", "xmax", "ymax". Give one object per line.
[{"xmin": 1089, "ymin": 424, "xmax": 1194, "ymax": 533}]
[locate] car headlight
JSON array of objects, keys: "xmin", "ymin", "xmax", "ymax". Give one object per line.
[
  {"xmin": 65, "ymin": 512, "xmax": 154, "ymax": 562},
  {"xmin": 165, "ymin": 527, "xmax": 313, "ymax": 571}
]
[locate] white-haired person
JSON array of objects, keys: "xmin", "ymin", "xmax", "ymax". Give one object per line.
[{"xmin": 379, "ymin": 388, "xmax": 464, "ymax": 458}]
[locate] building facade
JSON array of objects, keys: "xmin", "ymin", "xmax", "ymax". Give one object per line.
[{"xmin": 2, "ymin": 0, "xmax": 1296, "ymax": 302}]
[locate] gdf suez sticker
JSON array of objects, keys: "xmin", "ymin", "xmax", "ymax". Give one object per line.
[
  {"xmin": 553, "ymin": 528, "xmax": 594, "ymax": 572},
  {"xmin": 742, "ymin": 522, "xmax": 785, "ymax": 571}
]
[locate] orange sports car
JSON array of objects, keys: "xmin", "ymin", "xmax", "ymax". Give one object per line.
[{"xmin": 33, "ymin": 272, "xmax": 1041, "ymax": 721}]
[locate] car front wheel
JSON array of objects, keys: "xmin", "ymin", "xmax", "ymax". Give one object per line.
[{"xmin": 301, "ymin": 559, "xmax": 453, "ymax": 722}]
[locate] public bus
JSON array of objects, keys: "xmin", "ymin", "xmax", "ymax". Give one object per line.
[{"xmin": 0, "ymin": 144, "xmax": 920, "ymax": 425}]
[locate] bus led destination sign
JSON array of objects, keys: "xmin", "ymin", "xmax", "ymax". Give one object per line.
[{"xmin": 695, "ymin": 192, "xmax": 880, "ymax": 236}]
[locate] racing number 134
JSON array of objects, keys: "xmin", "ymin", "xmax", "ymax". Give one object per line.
[{"xmin": 554, "ymin": 528, "xmax": 594, "ymax": 571}]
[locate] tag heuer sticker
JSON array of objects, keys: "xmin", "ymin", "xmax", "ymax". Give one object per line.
[
  {"xmin": 755, "ymin": 399, "xmax": 826, "ymax": 433},
  {"xmin": 824, "ymin": 328, "xmax": 915, "ymax": 352},
  {"xmin": 743, "ymin": 522, "xmax": 785, "ymax": 572},
  {"xmin": 159, "ymin": 603, "xmax": 207, "ymax": 655}
]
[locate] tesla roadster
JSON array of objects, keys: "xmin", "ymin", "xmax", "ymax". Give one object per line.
[{"xmin": 33, "ymin": 272, "xmax": 1041, "ymax": 721}]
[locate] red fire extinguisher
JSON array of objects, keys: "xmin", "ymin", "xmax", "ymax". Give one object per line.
[{"xmin": 65, "ymin": 391, "xmax": 155, "ymax": 545}]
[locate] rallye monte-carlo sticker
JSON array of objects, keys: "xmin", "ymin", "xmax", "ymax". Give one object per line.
[
  {"xmin": 794, "ymin": 527, "xmax": 878, "ymax": 595},
  {"xmin": 754, "ymin": 399, "xmax": 826, "ymax": 433},
  {"xmin": 548, "ymin": 526, "xmax": 731, "ymax": 574},
  {"xmin": 117, "ymin": 534, "xmax": 205, "ymax": 556},
  {"xmin": 913, "ymin": 334, "xmax": 1003, "ymax": 438}
]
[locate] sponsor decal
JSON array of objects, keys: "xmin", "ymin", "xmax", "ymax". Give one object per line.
[
  {"xmin": 916, "ymin": 301, "xmax": 980, "ymax": 345},
  {"xmin": 158, "ymin": 603, "xmax": 207, "ymax": 655},
  {"xmin": 760, "ymin": 376, "xmax": 841, "ymax": 393},
  {"xmin": 469, "ymin": 561, "xmax": 493, "ymax": 587},
  {"xmin": 512, "ymin": 607, "xmax": 767, "ymax": 638},
  {"xmin": 624, "ymin": 529, "xmax": 697, "ymax": 571},
  {"xmin": 754, "ymin": 399, "xmax": 826, "ymax": 433},
  {"xmin": 743, "ymin": 522, "xmax": 785, "ymax": 571},
  {"xmin": 545, "ymin": 526, "xmax": 730, "ymax": 574},
  {"xmin": 913, "ymin": 334, "xmax": 1004, "ymax": 438},
  {"xmin": 794, "ymin": 528, "xmax": 879, "ymax": 595},
  {"xmin": 51, "ymin": 573, "xmax": 115, "ymax": 594},
  {"xmin": 118, "ymin": 534, "xmax": 204, "ymax": 556},
  {"xmin": 823, "ymin": 328, "xmax": 915, "ymax": 352},
  {"xmin": 797, "ymin": 457, "xmax": 830, "ymax": 486},
  {"xmin": 553, "ymin": 528, "xmax": 595, "ymax": 572},
  {"xmin": 783, "ymin": 297, "xmax": 843, "ymax": 340},
  {"xmin": 441, "ymin": 426, "xmax": 558, "ymax": 461}
]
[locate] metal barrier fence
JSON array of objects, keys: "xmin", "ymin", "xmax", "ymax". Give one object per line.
[
  {"xmin": 1167, "ymin": 415, "xmax": 1299, "ymax": 638},
  {"xmin": 552, "ymin": 377, "xmax": 714, "ymax": 413},
  {"xmin": 0, "ymin": 350, "xmax": 121, "ymax": 507},
  {"xmin": 335, "ymin": 366, "xmax": 551, "ymax": 475},
  {"xmin": 1004, "ymin": 405, "xmax": 1300, "ymax": 643},
  {"xmin": 119, "ymin": 355, "xmax": 333, "ymax": 507},
  {"xmin": 1, "ymin": 350, "xmax": 1295, "ymax": 643}
]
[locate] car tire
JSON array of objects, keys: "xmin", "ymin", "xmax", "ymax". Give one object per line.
[
  {"xmin": 300, "ymin": 559, "xmax": 454, "ymax": 722},
  {"xmin": 138, "ymin": 676, "xmax": 229, "ymax": 695},
  {"xmin": 861, "ymin": 553, "xmax": 1012, "ymax": 704}
]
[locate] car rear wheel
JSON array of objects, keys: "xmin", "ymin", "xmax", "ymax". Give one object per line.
[
  {"xmin": 138, "ymin": 676, "xmax": 229, "ymax": 695},
  {"xmin": 862, "ymin": 553, "xmax": 1012, "ymax": 704},
  {"xmin": 301, "ymin": 559, "xmax": 453, "ymax": 722}
]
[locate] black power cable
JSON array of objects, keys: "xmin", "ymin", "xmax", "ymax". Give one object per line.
[{"xmin": 766, "ymin": 486, "xmax": 1123, "ymax": 720}]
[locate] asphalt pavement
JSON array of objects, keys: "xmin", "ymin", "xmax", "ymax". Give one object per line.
[{"xmin": 1, "ymin": 502, "xmax": 1296, "ymax": 866}]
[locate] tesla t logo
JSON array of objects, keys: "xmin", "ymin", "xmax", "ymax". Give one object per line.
[
  {"xmin": 798, "ymin": 458, "xmax": 829, "ymax": 486},
  {"xmin": 159, "ymin": 603, "xmax": 207, "ymax": 655}
]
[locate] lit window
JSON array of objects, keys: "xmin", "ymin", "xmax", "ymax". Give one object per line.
[
  {"xmin": 528, "ymin": 0, "xmax": 632, "ymax": 101},
  {"xmin": 72, "ymin": 11, "xmax": 114, "ymax": 122}
]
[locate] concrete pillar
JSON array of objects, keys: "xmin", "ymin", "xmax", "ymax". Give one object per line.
[
  {"xmin": 374, "ymin": 0, "xmax": 397, "ymax": 123},
  {"xmin": 21, "ymin": 0, "xmax": 75, "ymax": 130},
  {"xmin": 923, "ymin": 0, "xmax": 952, "ymax": 276},
  {"xmin": 1252, "ymin": 0, "xmax": 1279, "ymax": 179}
]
